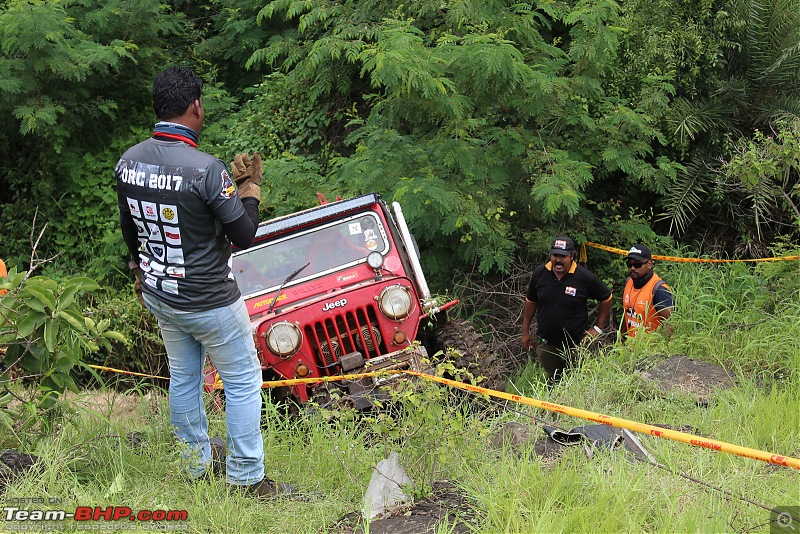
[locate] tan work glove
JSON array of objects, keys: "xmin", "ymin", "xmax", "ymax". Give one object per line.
[
  {"xmin": 129, "ymin": 260, "xmax": 147, "ymax": 309},
  {"xmin": 230, "ymin": 152, "xmax": 262, "ymax": 201}
]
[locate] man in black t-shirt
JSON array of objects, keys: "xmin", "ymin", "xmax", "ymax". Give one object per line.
[{"xmin": 521, "ymin": 236, "xmax": 612, "ymax": 382}]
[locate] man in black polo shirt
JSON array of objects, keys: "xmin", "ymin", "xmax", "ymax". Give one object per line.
[{"xmin": 521, "ymin": 236, "xmax": 612, "ymax": 382}]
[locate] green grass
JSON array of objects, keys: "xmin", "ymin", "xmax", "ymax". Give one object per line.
[{"xmin": 3, "ymin": 262, "xmax": 799, "ymax": 533}]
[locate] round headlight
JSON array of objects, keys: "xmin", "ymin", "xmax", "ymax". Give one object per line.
[
  {"xmin": 367, "ymin": 251, "xmax": 384, "ymax": 269},
  {"xmin": 265, "ymin": 321, "xmax": 302, "ymax": 358},
  {"xmin": 378, "ymin": 285, "xmax": 413, "ymax": 320}
]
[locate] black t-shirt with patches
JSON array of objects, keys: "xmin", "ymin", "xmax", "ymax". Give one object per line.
[
  {"xmin": 526, "ymin": 261, "xmax": 612, "ymax": 348},
  {"xmin": 116, "ymin": 137, "xmax": 245, "ymax": 311}
]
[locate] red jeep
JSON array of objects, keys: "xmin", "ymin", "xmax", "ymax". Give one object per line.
[{"xmin": 204, "ymin": 193, "xmax": 503, "ymax": 409}]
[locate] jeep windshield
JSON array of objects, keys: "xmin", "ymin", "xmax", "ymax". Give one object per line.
[{"xmin": 231, "ymin": 212, "xmax": 388, "ymax": 298}]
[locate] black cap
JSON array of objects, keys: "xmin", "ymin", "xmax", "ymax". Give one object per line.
[
  {"xmin": 626, "ymin": 244, "xmax": 652, "ymax": 262},
  {"xmin": 549, "ymin": 236, "xmax": 575, "ymax": 256}
]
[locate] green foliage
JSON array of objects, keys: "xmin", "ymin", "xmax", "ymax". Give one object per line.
[
  {"xmin": 0, "ymin": 0, "xmax": 189, "ymax": 152},
  {"xmin": 81, "ymin": 290, "xmax": 167, "ymax": 386},
  {"xmin": 0, "ymin": 0, "xmax": 127, "ymax": 149},
  {"xmin": 204, "ymin": 72, "xmax": 343, "ymax": 164},
  {"xmin": 657, "ymin": 158, "xmax": 708, "ymax": 236},
  {"xmin": 659, "ymin": 116, "xmax": 800, "ymax": 253},
  {"xmin": 569, "ymin": 200, "xmax": 672, "ymax": 286},
  {"xmin": 0, "ymin": 270, "xmax": 126, "ymax": 436},
  {"xmin": 2, "ymin": 0, "xmax": 799, "ymax": 302},
  {"xmin": 0, "ymin": 0, "xmax": 198, "ymax": 278},
  {"xmin": 658, "ymin": 0, "xmax": 800, "ymax": 245},
  {"xmin": 245, "ymin": 0, "xmax": 683, "ymax": 276},
  {"xmin": 565, "ymin": 0, "xmax": 623, "ymax": 78},
  {"xmin": 195, "ymin": 0, "xmax": 282, "ymax": 92},
  {"xmin": 525, "ymin": 147, "xmax": 593, "ymax": 218},
  {"xmin": 722, "ymin": 118, "xmax": 800, "ymax": 239},
  {"xmin": 755, "ymin": 236, "xmax": 800, "ymax": 297},
  {"xmin": 49, "ymin": 135, "xmax": 144, "ymax": 281},
  {"xmin": 0, "ymin": 127, "xmax": 152, "ymax": 284},
  {"xmin": 203, "ymin": 72, "xmax": 341, "ymax": 217},
  {"xmin": 615, "ymin": 0, "xmax": 730, "ymax": 103}
]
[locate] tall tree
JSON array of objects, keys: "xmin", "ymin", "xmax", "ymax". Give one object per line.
[
  {"xmin": 231, "ymin": 0, "xmax": 679, "ymax": 278},
  {"xmin": 657, "ymin": 0, "xmax": 800, "ymax": 252},
  {"xmin": 0, "ymin": 0, "xmax": 196, "ymax": 275}
]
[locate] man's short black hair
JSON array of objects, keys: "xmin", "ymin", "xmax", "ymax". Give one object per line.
[{"xmin": 152, "ymin": 66, "xmax": 203, "ymax": 121}]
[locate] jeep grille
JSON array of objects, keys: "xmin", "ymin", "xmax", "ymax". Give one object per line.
[{"xmin": 306, "ymin": 304, "xmax": 386, "ymax": 370}]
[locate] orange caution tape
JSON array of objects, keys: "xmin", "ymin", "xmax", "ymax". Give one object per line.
[{"xmin": 584, "ymin": 242, "xmax": 800, "ymax": 263}]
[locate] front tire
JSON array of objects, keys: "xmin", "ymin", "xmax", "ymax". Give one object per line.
[{"xmin": 434, "ymin": 319, "xmax": 507, "ymax": 392}]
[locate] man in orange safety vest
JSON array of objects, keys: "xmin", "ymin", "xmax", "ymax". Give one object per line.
[{"xmin": 621, "ymin": 244, "xmax": 673, "ymax": 338}]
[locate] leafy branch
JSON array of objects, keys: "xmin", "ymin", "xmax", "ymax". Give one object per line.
[{"xmin": 0, "ymin": 222, "xmax": 126, "ymax": 446}]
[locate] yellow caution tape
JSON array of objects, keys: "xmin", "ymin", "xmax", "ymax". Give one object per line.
[
  {"xmin": 583, "ymin": 242, "xmax": 800, "ymax": 263},
  {"xmin": 403, "ymin": 370, "xmax": 800, "ymax": 471},
  {"xmin": 91, "ymin": 363, "xmax": 800, "ymax": 470},
  {"xmin": 251, "ymin": 369, "xmax": 404, "ymax": 390},
  {"xmin": 87, "ymin": 364, "xmax": 170, "ymax": 381},
  {"xmin": 86, "ymin": 365, "xmax": 402, "ymax": 388},
  {"xmin": 243, "ymin": 368, "xmax": 800, "ymax": 470}
]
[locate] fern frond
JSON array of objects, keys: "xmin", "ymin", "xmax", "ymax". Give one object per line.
[
  {"xmin": 668, "ymin": 98, "xmax": 733, "ymax": 145},
  {"xmin": 656, "ymin": 160, "xmax": 709, "ymax": 235}
]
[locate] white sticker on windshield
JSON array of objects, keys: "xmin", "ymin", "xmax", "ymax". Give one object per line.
[{"xmin": 349, "ymin": 223, "xmax": 362, "ymax": 235}]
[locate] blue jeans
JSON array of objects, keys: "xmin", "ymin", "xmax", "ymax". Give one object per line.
[{"xmin": 143, "ymin": 294, "xmax": 265, "ymax": 485}]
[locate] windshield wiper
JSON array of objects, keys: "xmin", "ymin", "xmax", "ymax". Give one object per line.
[{"xmin": 268, "ymin": 262, "xmax": 310, "ymax": 313}]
